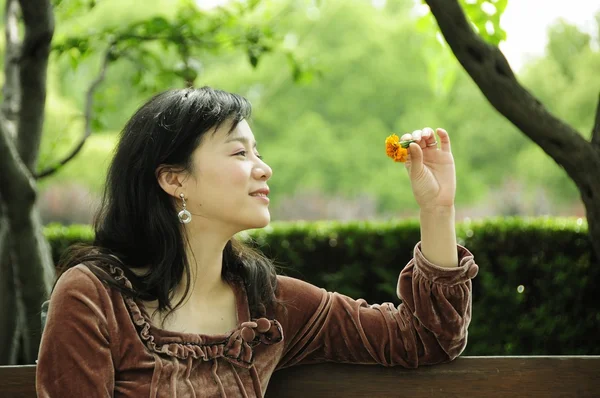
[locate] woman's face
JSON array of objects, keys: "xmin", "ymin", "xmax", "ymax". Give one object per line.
[{"xmin": 182, "ymin": 119, "xmax": 273, "ymax": 234}]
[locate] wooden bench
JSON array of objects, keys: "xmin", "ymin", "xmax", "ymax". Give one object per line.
[{"xmin": 2, "ymin": 356, "xmax": 599, "ymax": 397}]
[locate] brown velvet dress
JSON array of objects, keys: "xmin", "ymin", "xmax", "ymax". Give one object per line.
[{"xmin": 36, "ymin": 242, "xmax": 478, "ymax": 397}]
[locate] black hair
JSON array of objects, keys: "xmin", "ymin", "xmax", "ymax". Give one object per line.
[{"xmin": 58, "ymin": 86, "xmax": 279, "ymax": 323}]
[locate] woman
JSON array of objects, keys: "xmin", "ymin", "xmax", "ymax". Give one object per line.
[{"xmin": 36, "ymin": 86, "xmax": 478, "ymax": 397}]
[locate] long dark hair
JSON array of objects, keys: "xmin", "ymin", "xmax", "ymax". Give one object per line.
[{"xmin": 58, "ymin": 86, "xmax": 279, "ymax": 322}]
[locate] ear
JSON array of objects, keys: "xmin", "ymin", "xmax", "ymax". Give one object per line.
[{"xmin": 156, "ymin": 165, "xmax": 186, "ymax": 199}]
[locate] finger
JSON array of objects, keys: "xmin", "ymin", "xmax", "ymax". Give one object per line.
[
  {"xmin": 422, "ymin": 127, "xmax": 436, "ymax": 148},
  {"xmin": 411, "ymin": 129, "xmax": 428, "ymax": 149},
  {"xmin": 436, "ymin": 128, "xmax": 451, "ymax": 153},
  {"xmin": 407, "ymin": 142, "xmax": 423, "ymax": 177},
  {"xmin": 400, "ymin": 133, "xmax": 413, "ymax": 142}
]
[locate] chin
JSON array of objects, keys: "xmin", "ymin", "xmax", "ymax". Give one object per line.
[
  {"xmin": 238, "ymin": 214, "xmax": 270, "ymax": 232},
  {"xmin": 253, "ymin": 215, "xmax": 271, "ymax": 229}
]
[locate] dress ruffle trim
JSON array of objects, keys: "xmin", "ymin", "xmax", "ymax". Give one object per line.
[{"xmin": 107, "ymin": 264, "xmax": 283, "ymax": 368}]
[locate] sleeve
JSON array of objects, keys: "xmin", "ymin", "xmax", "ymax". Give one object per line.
[
  {"xmin": 36, "ymin": 266, "xmax": 115, "ymax": 397},
  {"xmin": 275, "ymin": 242, "xmax": 478, "ymax": 369}
]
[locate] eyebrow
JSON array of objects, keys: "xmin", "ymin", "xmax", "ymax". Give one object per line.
[{"xmin": 225, "ymin": 136, "xmax": 257, "ymax": 148}]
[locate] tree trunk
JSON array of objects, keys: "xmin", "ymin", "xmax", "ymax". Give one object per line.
[
  {"xmin": 582, "ymin": 185, "xmax": 600, "ymax": 264},
  {"xmin": 0, "ymin": 204, "xmax": 21, "ymax": 365},
  {"xmin": 17, "ymin": 0, "xmax": 54, "ymax": 170},
  {"xmin": 424, "ymin": 0, "xmax": 600, "ymax": 262},
  {"xmin": 0, "ymin": 0, "xmax": 55, "ymax": 364},
  {"xmin": 9, "ymin": 201, "xmax": 55, "ymax": 362},
  {"xmin": 0, "ymin": 0, "xmax": 25, "ymax": 365}
]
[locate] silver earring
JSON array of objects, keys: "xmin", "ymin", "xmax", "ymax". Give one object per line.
[{"xmin": 178, "ymin": 193, "xmax": 192, "ymax": 224}]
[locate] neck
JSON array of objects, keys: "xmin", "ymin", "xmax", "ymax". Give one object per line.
[{"xmin": 173, "ymin": 222, "xmax": 235, "ymax": 305}]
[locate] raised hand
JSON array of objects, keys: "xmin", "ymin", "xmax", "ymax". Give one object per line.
[{"xmin": 400, "ymin": 127, "xmax": 455, "ymax": 211}]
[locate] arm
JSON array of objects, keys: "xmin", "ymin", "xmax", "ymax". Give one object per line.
[
  {"xmin": 36, "ymin": 266, "xmax": 115, "ymax": 397},
  {"xmin": 420, "ymin": 205, "xmax": 458, "ymax": 268},
  {"xmin": 402, "ymin": 127, "xmax": 460, "ymax": 268},
  {"xmin": 274, "ymin": 128, "xmax": 475, "ymax": 369},
  {"xmin": 275, "ymin": 243, "xmax": 478, "ymax": 369}
]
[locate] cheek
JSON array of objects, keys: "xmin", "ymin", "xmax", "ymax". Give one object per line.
[
  {"xmin": 219, "ymin": 163, "xmax": 250, "ymax": 190},
  {"xmin": 200, "ymin": 163, "xmax": 249, "ymax": 200},
  {"xmin": 229, "ymin": 164, "xmax": 251, "ymax": 185}
]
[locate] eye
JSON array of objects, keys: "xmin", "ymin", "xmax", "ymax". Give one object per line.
[{"xmin": 235, "ymin": 151, "xmax": 264, "ymax": 160}]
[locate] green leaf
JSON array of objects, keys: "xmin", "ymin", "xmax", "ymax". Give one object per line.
[
  {"xmin": 249, "ymin": 51, "xmax": 260, "ymax": 67},
  {"xmin": 68, "ymin": 48, "xmax": 80, "ymax": 69}
]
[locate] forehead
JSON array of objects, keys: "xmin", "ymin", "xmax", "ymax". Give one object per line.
[{"xmin": 209, "ymin": 119, "xmax": 254, "ymax": 142}]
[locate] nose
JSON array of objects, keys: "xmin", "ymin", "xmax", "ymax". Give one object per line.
[{"xmin": 253, "ymin": 158, "xmax": 272, "ymax": 180}]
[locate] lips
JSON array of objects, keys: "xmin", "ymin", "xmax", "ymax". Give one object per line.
[{"xmin": 249, "ymin": 188, "xmax": 270, "ymax": 196}]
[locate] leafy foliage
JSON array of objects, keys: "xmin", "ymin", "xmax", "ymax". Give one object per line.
[
  {"xmin": 37, "ymin": 0, "xmax": 600, "ymax": 222},
  {"xmin": 51, "ymin": 0, "xmax": 286, "ymax": 93},
  {"xmin": 459, "ymin": 0, "xmax": 508, "ymax": 45}
]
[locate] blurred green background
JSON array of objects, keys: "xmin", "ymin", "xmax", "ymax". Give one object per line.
[
  {"xmin": 18, "ymin": 0, "xmax": 599, "ymax": 224},
  {"xmin": 1, "ymin": 0, "xmax": 599, "ymax": 362}
]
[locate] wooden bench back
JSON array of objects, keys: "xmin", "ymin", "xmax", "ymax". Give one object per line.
[{"xmin": 2, "ymin": 356, "xmax": 599, "ymax": 397}]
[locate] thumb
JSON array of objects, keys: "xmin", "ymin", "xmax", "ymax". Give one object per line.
[{"xmin": 407, "ymin": 142, "xmax": 423, "ymax": 178}]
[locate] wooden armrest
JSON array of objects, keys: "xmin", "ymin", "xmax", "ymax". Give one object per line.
[{"xmin": 2, "ymin": 356, "xmax": 599, "ymax": 397}]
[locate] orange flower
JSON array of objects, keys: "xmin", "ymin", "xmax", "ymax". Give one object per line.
[
  {"xmin": 385, "ymin": 134, "xmax": 415, "ymax": 163},
  {"xmin": 394, "ymin": 146, "xmax": 409, "ymax": 162},
  {"xmin": 385, "ymin": 134, "xmax": 399, "ymax": 157}
]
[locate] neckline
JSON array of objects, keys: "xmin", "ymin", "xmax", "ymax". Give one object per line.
[
  {"xmin": 105, "ymin": 264, "xmax": 250, "ymax": 341},
  {"xmin": 103, "ymin": 263, "xmax": 283, "ymax": 364},
  {"xmin": 138, "ymin": 279, "xmax": 251, "ymax": 343}
]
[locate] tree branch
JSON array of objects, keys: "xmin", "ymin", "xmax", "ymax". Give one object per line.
[
  {"xmin": 592, "ymin": 92, "xmax": 600, "ymax": 151},
  {"xmin": 423, "ymin": 0, "xmax": 599, "ymax": 182},
  {"xmin": 0, "ymin": 117, "xmax": 36, "ymax": 205},
  {"xmin": 16, "ymin": 0, "xmax": 54, "ymax": 173},
  {"xmin": 35, "ymin": 46, "xmax": 113, "ymax": 179},
  {"xmin": 1, "ymin": 0, "xmax": 21, "ymax": 140}
]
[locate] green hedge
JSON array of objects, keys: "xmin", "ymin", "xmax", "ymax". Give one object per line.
[{"xmin": 44, "ymin": 217, "xmax": 598, "ymax": 356}]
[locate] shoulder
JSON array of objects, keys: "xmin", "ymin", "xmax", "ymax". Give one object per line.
[
  {"xmin": 54, "ymin": 264, "xmax": 106, "ymax": 294},
  {"xmin": 274, "ymin": 275, "xmax": 329, "ymax": 317},
  {"xmin": 50, "ymin": 264, "xmax": 115, "ymax": 315},
  {"xmin": 276, "ymin": 275, "xmax": 326, "ymax": 300}
]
